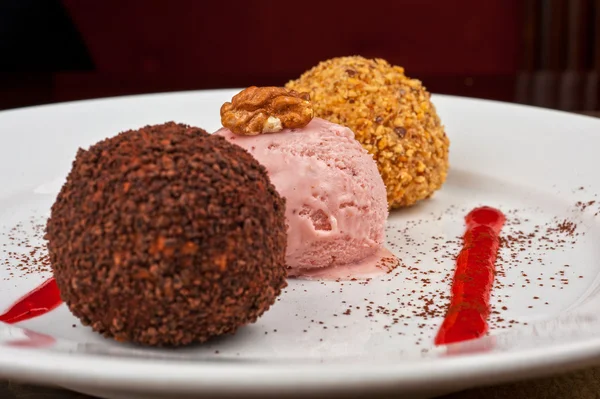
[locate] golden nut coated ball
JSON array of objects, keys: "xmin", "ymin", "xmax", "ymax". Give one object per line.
[{"xmin": 286, "ymin": 56, "xmax": 450, "ymax": 209}]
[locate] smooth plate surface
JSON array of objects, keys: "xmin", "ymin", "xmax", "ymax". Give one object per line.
[{"xmin": 1, "ymin": 90, "xmax": 600, "ymax": 398}]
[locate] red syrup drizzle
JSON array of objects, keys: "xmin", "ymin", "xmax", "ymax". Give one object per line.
[
  {"xmin": 435, "ymin": 206, "xmax": 506, "ymax": 345},
  {"xmin": 0, "ymin": 278, "xmax": 62, "ymax": 324}
]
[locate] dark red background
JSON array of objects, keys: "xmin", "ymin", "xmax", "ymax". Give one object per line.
[{"xmin": 0, "ymin": 0, "xmax": 598, "ymax": 111}]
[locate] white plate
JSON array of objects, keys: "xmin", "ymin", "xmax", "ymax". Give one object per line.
[{"xmin": 1, "ymin": 90, "xmax": 600, "ymax": 399}]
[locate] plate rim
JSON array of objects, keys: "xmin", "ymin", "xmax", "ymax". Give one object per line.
[
  {"xmin": 1, "ymin": 88, "xmax": 600, "ymax": 125},
  {"xmin": 0, "ymin": 336, "xmax": 599, "ymax": 394}
]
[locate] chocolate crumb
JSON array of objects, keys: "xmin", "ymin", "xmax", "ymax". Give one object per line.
[{"xmin": 45, "ymin": 122, "xmax": 288, "ymax": 347}]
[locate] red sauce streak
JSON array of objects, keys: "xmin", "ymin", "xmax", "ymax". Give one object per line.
[
  {"xmin": 435, "ymin": 206, "xmax": 506, "ymax": 345},
  {"xmin": 0, "ymin": 278, "xmax": 62, "ymax": 324}
]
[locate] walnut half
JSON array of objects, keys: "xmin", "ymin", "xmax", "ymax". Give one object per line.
[{"xmin": 220, "ymin": 86, "xmax": 314, "ymax": 135}]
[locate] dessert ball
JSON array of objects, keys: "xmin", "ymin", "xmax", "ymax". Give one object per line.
[
  {"xmin": 46, "ymin": 122, "xmax": 287, "ymax": 346},
  {"xmin": 217, "ymin": 117, "xmax": 388, "ymax": 274},
  {"xmin": 286, "ymin": 56, "xmax": 450, "ymax": 208}
]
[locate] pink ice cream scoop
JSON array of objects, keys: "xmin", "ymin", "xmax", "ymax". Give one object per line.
[{"xmin": 215, "ymin": 118, "xmax": 388, "ymax": 276}]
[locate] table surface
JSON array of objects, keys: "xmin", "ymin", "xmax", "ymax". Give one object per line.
[{"xmin": 2, "ymin": 110, "xmax": 599, "ymax": 399}]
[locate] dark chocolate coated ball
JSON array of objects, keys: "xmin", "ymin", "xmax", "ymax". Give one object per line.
[{"xmin": 46, "ymin": 122, "xmax": 287, "ymax": 346}]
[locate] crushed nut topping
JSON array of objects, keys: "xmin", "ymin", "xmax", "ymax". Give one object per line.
[{"xmin": 286, "ymin": 56, "xmax": 449, "ymax": 209}]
